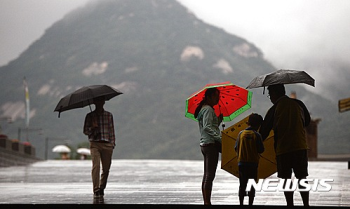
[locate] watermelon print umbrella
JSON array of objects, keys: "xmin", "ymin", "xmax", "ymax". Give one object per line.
[{"xmin": 185, "ymin": 82, "xmax": 252, "ymax": 122}]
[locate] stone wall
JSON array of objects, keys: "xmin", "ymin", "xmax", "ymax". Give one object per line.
[{"xmin": 0, "ymin": 134, "xmax": 40, "ymax": 167}]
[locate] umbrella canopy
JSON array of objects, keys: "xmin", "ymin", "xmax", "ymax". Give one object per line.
[
  {"xmin": 185, "ymin": 82, "xmax": 252, "ymax": 122},
  {"xmin": 221, "ymin": 115, "xmax": 277, "ymax": 179},
  {"xmin": 54, "ymin": 85, "xmax": 122, "ymax": 117},
  {"xmin": 246, "ymin": 69, "xmax": 315, "ymax": 89},
  {"xmin": 52, "ymin": 145, "xmax": 71, "ymax": 153},
  {"xmin": 77, "ymin": 148, "xmax": 91, "ymax": 156}
]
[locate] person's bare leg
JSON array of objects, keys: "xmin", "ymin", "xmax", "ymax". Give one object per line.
[
  {"xmin": 202, "ymin": 189, "xmax": 212, "ymax": 205},
  {"xmin": 248, "ymin": 189, "xmax": 255, "ymax": 205},
  {"xmin": 248, "ymin": 195, "xmax": 254, "ymax": 205},
  {"xmin": 239, "ymin": 194, "xmax": 244, "ymax": 205},
  {"xmin": 284, "ymin": 191, "xmax": 294, "ymax": 206},
  {"xmin": 283, "ymin": 178, "xmax": 294, "ymax": 206},
  {"xmin": 299, "ymin": 176, "xmax": 309, "ymax": 206}
]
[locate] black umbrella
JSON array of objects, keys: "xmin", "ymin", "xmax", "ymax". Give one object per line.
[
  {"xmin": 54, "ymin": 85, "xmax": 122, "ymax": 117},
  {"xmin": 246, "ymin": 69, "xmax": 315, "ymax": 90}
]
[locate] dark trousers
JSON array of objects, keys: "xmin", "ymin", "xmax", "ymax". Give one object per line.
[
  {"xmin": 239, "ymin": 165, "xmax": 258, "ymax": 197},
  {"xmin": 201, "ymin": 145, "xmax": 219, "ymax": 190}
]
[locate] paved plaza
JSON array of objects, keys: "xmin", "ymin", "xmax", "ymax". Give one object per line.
[{"xmin": 0, "ymin": 159, "xmax": 349, "ymax": 207}]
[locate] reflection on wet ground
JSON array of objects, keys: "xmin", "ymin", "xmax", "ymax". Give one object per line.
[{"xmin": 0, "ymin": 160, "xmax": 349, "ymax": 207}]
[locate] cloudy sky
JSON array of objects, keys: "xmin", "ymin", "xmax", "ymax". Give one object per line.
[{"xmin": 1, "ymin": 0, "xmax": 350, "ymax": 99}]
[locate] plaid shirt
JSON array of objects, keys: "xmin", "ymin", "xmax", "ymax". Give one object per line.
[{"xmin": 83, "ymin": 110, "xmax": 115, "ymax": 146}]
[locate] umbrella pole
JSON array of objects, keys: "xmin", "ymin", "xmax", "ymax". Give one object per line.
[
  {"xmin": 89, "ymin": 104, "xmax": 92, "ymax": 112},
  {"xmin": 222, "ymin": 122, "xmax": 225, "ymax": 131}
]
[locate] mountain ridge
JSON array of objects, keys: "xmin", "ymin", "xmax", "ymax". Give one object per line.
[{"xmin": 0, "ymin": 0, "xmax": 348, "ymax": 160}]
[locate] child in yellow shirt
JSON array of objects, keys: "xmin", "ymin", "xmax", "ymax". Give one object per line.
[{"xmin": 235, "ymin": 113, "xmax": 264, "ymax": 205}]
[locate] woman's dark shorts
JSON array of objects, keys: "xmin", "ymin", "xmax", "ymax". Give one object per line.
[{"xmin": 276, "ymin": 149, "xmax": 308, "ymax": 179}]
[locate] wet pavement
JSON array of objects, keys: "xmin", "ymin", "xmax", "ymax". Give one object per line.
[{"xmin": 0, "ymin": 159, "xmax": 349, "ymax": 207}]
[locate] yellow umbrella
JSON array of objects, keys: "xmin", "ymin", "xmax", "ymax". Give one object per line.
[{"xmin": 221, "ymin": 115, "xmax": 277, "ymax": 179}]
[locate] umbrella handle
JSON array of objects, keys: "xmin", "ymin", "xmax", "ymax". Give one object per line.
[{"xmin": 221, "ymin": 122, "xmax": 225, "ymax": 131}]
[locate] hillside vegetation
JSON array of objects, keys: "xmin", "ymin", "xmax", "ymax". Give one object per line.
[{"xmin": 0, "ymin": 0, "xmax": 348, "ymax": 159}]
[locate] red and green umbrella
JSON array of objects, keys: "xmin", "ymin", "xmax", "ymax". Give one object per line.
[{"xmin": 185, "ymin": 82, "xmax": 252, "ymax": 122}]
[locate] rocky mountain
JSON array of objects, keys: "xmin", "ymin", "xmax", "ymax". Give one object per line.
[{"xmin": 0, "ymin": 0, "xmax": 348, "ymax": 160}]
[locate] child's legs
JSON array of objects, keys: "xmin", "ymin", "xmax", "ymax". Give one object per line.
[
  {"xmin": 239, "ymin": 165, "xmax": 258, "ymax": 205},
  {"xmin": 238, "ymin": 166, "xmax": 249, "ymax": 198}
]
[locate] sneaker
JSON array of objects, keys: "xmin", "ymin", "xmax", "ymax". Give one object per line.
[{"xmin": 94, "ymin": 190, "xmax": 100, "ymax": 198}]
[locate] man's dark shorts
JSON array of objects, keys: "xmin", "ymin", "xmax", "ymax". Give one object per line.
[{"xmin": 276, "ymin": 149, "xmax": 308, "ymax": 179}]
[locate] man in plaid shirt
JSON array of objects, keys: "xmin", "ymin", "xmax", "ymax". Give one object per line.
[{"xmin": 84, "ymin": 96, "xmax": 115, "ymax": 198}]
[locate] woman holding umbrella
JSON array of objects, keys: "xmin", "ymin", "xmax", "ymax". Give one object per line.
[
  {"xmin": 186, "ymin": 82, "xmax": 252, "ymax": 204},
  {"xmin": 194, "ymin": 88, "xmax": 223, "ymax": 205}
]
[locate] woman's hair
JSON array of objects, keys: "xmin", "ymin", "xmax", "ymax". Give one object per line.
[{"xmin": 194, "ymin": 88, "xmax": 219, "ymax": 119}]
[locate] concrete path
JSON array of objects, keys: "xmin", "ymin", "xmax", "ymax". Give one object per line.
[{"xmin": 0, "ymin": 160, "xmax": 349, "ymax": 207}]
